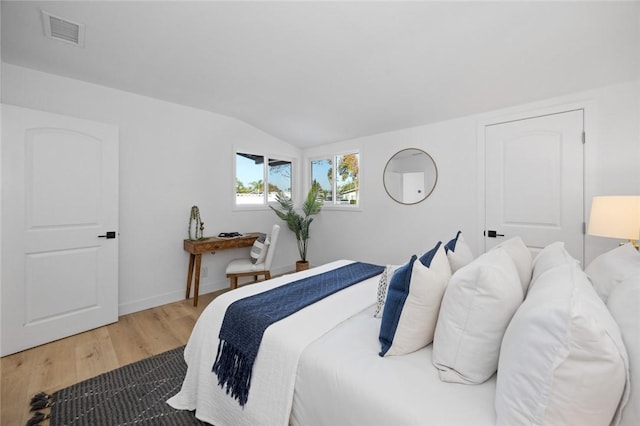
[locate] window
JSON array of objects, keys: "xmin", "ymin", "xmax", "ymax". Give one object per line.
[
  {"xmin": 235, "ymin": 152, "xmax": 292, "ymax": 207},
  {"xmin": 311, "ymin": 152, "xmax": 359, "ymax": 206}
]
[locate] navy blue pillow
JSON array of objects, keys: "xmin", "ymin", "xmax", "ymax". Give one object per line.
[
  {"xmin": 378, "ymin": 255, "xmax": 417, "ymax": 356},
  {"xmin": 419, "ymin": 241, "xmax": 442, "ymax": 267},
  {"xmin": 445, "ymin": 231, "xmax": 462, "ymax": 253}
]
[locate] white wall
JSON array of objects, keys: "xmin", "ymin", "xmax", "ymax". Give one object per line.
[
  {"xmin": 2, "ymin": 63, "xmax": 638, "ymax": 317},
  {"xmin": 637, "ymin": 5, "xmax": 640, "ymax": 197},
  {"xmin": 304, "ymin": 80, "xmax": 640, "ymax": 268},
  {"xmin": 303, "ymin": 115, "xmax": 479, "ymax": 267},
  {"xmin": 1, "ymin": 64, "xmax": 302, "ymax": 315},
  {"xmin": 0, "ymin": 8, "xmax": 3, "ymax": 321}
]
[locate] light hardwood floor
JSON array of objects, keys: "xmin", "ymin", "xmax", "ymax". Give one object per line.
[{"xmin": 0, "ymin": 289, "xmax": 228, "ymax": 425}]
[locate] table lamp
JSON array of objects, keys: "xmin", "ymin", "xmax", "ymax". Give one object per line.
[{"xmin": 587, "ymin": 196, "xmax": 640, "ymax": 249}]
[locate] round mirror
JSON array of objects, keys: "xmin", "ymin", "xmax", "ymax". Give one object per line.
[{"xmin": 383, "ymin": 148, "xmax": 438, "ymax": 205}]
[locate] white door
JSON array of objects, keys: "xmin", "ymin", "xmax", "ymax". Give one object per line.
[
  {"xmin": 402, "ymin": 172, "xmax": 425, "ymax": 204},
  {"xmin": 1, "ymin": 105, "xmax": 119, "ymax": 356},
  {"xmin": 484, "ymin": 110, "xmax": 584, "ymax": 263}
]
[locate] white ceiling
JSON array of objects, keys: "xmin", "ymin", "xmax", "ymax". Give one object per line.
[{"xmin": 2, "ymin": 1, "xmax": 639, "ymax": 148}]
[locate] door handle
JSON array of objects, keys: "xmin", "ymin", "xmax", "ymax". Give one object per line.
[
  {"xmin": 485, "ymin": 230, "xmax": 505, "ymax": 238},
  {"xmin": 98, "ymin": 231, "xmax": 116, "ymax": 239}
]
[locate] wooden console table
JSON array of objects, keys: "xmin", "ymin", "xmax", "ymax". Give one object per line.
[{"xmin": 183, "ymin": 233, "xmax": 261, "ymax": 306}]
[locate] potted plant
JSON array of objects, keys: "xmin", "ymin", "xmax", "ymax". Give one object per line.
[{"xmin": 270, "ymin": 182, "xmax": 323, "ymax": 271}]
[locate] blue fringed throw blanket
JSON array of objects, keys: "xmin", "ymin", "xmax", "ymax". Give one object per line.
[{"xmin": 212, "ymin": 261, "xmax": 384, "ymax": 406}]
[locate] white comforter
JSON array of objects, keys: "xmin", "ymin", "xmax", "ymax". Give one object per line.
[
  {"xmin": 291, "ymin": 305, "xmax": 497, "ymax": 426},
  {"xmin": 167, "ymin": 260, "xmax": 380, "ymax": 426}
]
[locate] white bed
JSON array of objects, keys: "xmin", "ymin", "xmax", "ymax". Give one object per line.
[
  {"xmin": 169, "ymin": 243, "xmax": 637, "ymax": 426},
  {"xmin": 168, "ymin": 260, "xmax": 382, "ymax": 426},
  {"xmin": 291, "ymin": 305, "xmax": 496, "ymax": 426},
  {"xmin": 169, "ymin": 259, "xmax": 496, "ymax": 425}
]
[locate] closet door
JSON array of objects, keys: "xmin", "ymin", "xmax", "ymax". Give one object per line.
[
  {"xmin": 484, "ymin": 110, "xmax": 584, "ymax": 263},
  {"xmin": 1, "ymin": 105, "xmax": 119, "ymax": 356}
]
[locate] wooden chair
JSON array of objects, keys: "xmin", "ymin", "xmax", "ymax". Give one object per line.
[{"xmin": 225, "ymin": 224, "xmax": 280, "ymax": 289}]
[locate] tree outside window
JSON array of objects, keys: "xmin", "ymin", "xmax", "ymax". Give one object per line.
[
  {"xmin": 235, "ymin": 152, "xmax": 292, "ymax": 206},
  {"xmin": 311, "ymin": 152, "xmax": 359, "ymax": 206}
]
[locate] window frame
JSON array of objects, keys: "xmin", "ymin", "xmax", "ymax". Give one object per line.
[
  {"xmin": 233, "ymin": 150, "xmax": 295, "ymax": 211},
  {"xmin": 309, "ymin": 150, "xmax": 361, "ymax": 211}
]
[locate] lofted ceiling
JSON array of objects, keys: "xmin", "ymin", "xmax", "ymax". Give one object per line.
[{"xmin": 2, "ymin": 1, "xmax": 639, "ymax": 148}]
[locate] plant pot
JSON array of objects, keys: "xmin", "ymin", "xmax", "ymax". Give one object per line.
[{"xmin": 296, "ymin": 260, "xmax": 309, "ymax": 272}]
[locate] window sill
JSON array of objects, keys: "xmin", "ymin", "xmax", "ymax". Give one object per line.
[{"xmin": 321, "ymin": 205, "xmax": 362, "ymax": 212}]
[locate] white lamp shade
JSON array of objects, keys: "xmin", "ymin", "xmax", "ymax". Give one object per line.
[{"xmin": 588, "ymin": 196, "xmax": 640, "ymax": 240}]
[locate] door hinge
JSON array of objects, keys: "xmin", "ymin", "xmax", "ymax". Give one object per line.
[
  {"xmin": 582, "ymin": 131, "xmax": 586, "ymax": 144},
  {"xmin": 582, "ymin": 222, "xmax": 586, "ymax": 235}
]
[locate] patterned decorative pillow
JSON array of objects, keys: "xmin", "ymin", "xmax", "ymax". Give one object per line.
[
  {"xmin": 378, "ymin": 242, "xmax": 452, "ymax": 357},
  {"xmin": 374, "ymin": 265, "xmax": 400, "ymax": 318},
  {"xmin": 444, "ymin": 231, "xmax": 474, "ymax": 272},
  {"xmin": 250, "ymin": 235, "xmax": 269, "ymax": 264},
  {"xmin": 374, "ymin": 244, "xmax": 446, "ymax": 318}
]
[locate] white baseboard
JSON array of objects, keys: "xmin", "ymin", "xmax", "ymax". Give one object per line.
[
  {"xmin": 118, "ymin": 278, "xmax": 229, "ymax": 316},
  {"xmin": 117, "ymin": 265, "xmax": 296, "ymax": 316}
]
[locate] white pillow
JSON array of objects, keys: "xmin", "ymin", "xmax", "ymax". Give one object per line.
[
  {"xmin": 496, "ymin": 261, "xmax": 629, "ymax": 426},
  {"xmin": 530, "ymin": 241, "xmax": 579, "ymax": 289},
  {"xmin": 586, "ymin": 243, "xmax": 640, "ymax": 303},
  {"xmin": 250, "ymin": 235, "xmax": 269, "ymax": 264},
  {"xmin": 373, "ymin": 264, "xmax": 400, "ymax": 318},
  {"xmin": 378, "ymin": 243, "xmax": 451, "ymax": 357},
  {"xmin": 492, "ymin": 236, "xmax": 533, "ymax": 294},
  {"xmin": 444, "ymin": 231, "xmax": 474, "ymax": 272},
  {"xmin": 607, "ymin": 274, "xmax": 640, "ymax": 426},
  {"xmin": 432, "ymin": 248, "xmax": 523, "ymax": 384}
]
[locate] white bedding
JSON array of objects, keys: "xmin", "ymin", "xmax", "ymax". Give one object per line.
[
  {"xmin": 291, "ymin": 305, "xmax": 497, "ymax": 426},
  {"xmin": 167, "ymin": 260, "xmax": 381, "ymax": 426}
]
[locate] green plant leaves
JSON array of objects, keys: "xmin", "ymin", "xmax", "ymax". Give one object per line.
[{"xmin": 269, "ymin": 182, "xmax": 323, "ymax": 262}]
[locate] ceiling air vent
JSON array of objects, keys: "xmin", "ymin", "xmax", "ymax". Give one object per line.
[{"xmin": 41, "ymin": 10, "xmax": 85, "ymax": 47}]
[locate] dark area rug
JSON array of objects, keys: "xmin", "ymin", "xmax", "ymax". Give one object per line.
[{"xmin": 43, "ymin": 345, "xmax": 209, "ymax": 425}]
